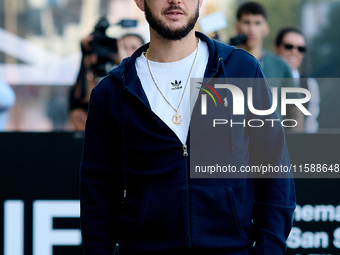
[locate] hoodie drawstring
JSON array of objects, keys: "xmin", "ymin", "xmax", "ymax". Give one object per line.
[
  {"xmin": 219, "ymin": 57, "xmax": 234, "ymax": 155},
  {"xmin": 118, "ymin": 75, "xmax": 127, "ymax": 198}
]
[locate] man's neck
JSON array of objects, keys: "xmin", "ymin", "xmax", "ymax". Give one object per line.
[
  {"xmin": 146, "ymin": 29, "xmax": 198, "ymax": 63},
  {"xmin": 240, "ymin": 45, "xmax": 263, "ymax": 60}
]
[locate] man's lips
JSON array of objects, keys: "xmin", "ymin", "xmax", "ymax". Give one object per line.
[
  {"xmin": 165, "ymin": 10, "xmax": 184, "ymax": 17},
  {"xmin": 163, "ymin": 6, "xmax": 185, "ymax": 18},
  {"xmin": 165, "ymin": 10, "xmax": 183, "ymax": 14}
]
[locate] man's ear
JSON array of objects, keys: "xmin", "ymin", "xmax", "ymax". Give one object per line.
[
  {"xmin": 199, "ymin": 0, "xmax": 204, "ymax": 9},
  {"xmin": 235, "ymin": 22, "xmax": 240, "ymax": 33},
  {"xmin": 134, "ymin": 0, "xmax": 145, "ymax": 11},
  {"xmin": 263, "ymin": 24, "xmax": 270, "ymax": 37},
  {"xmin": 274, "ymin": 45, "xmax": 280, "ymax": 54}
]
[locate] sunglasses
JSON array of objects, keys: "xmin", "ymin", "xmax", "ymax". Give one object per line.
[{"xmin": 283, "ymin": 44, "xmax": 307, "ymax": 53}]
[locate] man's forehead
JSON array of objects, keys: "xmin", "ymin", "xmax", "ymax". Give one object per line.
[{"xmin": 239, "ymin": 14, "xmax": 266, "ymax": 22}]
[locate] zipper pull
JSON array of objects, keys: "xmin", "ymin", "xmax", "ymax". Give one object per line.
[
  {"xmin": 182, "ymin": 144, "xmax": 188, "ymax": 157},
  {"xmin": 113, "ymin": 243, "xmax": 119, "ymax": 255}
]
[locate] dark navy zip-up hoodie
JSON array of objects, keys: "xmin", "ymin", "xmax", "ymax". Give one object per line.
[{"xmin": 80, "ymin": 32, "xmax": 296, "ymax": 255}]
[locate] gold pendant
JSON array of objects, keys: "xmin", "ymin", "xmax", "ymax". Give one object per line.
[{"xmin": 172, "ymin": 112, "xmax": 182, "ymax": 126}]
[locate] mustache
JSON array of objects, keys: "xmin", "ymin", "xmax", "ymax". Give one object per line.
[{"xmin": 163, "ymin": 5, "xmax": 187, "ymax": 14}]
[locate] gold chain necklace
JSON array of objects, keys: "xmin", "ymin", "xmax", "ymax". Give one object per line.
[{"xmin": 145, "ymin": 39, "xmax": 199, "ymax": 126}]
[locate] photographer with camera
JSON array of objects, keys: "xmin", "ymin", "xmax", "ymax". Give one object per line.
[
  {"xmin": 69, "ymin": 18, "xmax": 144, "ymax": 131},
  {"xmin": 69, "ymin": 34, "xmax": 99, "ymax": 131}
]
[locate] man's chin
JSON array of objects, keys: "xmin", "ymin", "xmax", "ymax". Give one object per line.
[
  {"xmin": 162, "ymin": 20, "xmax": 188, "ymax": 31},
  {"xmin": 167, "ymin": 27, "xmax": 189, "ymax": 34},
  {"xmin": 246, "ymin": 41, "xmax": 261, "ymax": 49}
]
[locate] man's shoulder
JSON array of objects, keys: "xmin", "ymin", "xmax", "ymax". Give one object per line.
[
  {"xmin": 214, "ymin": 39, "xmax": 257, "ymax": 65},
  {"xmin": 222, "ymin": 48, "xmax": 260, "ymax": 77},
  {"xmin": 263, "ymin": 50, "xmax": 293, "ymax": 78},
  {"xmin": 92, "ymin": 74, "xmax": 121, "ymax": 102},
  {"xmin": 228, "ymin": 48, "xmax": 258, "ymax": 65},
  {"xmin": 264, "ymin": 51, "xmax": 286, "ymax": 66},
  {"xmin": 263, "ymin": 51, "xmax": 291, "ymax": 70},
  {"xmin": 197, "ymin": 32, "xmax": 258, "ymax": 70},
  {"xmin": 94, "ymin": 58, "xmax": 128, "ymax": 95}
]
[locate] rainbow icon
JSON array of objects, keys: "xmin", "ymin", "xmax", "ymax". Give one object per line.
[{"xmin": 197, "ymin": 82, "xmax": 223, "ymax": 106}]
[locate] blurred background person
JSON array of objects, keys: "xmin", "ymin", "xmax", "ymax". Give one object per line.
[
  {"xmin": 235, "ymin": 2, "xmax": 288, "ymax": 77},
  {"xmin": 234, "ymin": 1, "xmax": 304, "ymax": 129},
  {"xmin": 275, "ymin": 27, "xmax": 320, "ymax": 133},
  {"xmin": 0, "ymin": 80, "xmax": 16, "ymax": 131},
  {"xmin": 69, "ymin": 34, "xmax": 99, "ymax": 131},
  {"xmin": 116, "ymin": 33, "xmax": 145, "ymax": 63},
  {"xmin": 69, "ymin": 31, "xmax": 144, "ymax": 131}
]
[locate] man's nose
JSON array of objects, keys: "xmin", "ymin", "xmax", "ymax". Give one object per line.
[
  {"xmin": 169, "ymin": 0, "xmax": 182, "ymax": 4},
  {"xmin": 249, "ymin": 24, "xmax": 256, "ymax": 32}
]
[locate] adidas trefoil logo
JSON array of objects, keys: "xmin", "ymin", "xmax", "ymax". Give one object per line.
[{"xmin": 171, "ymin": 80, "xmax": 182, "ymax": 90}]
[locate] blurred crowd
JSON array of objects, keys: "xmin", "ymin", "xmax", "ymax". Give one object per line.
[
  {"xmin": 0, "ymin": 1, "xmax": 328, "ymax": 133},
  {"xmin": 69, "ymin": 30, "xmax": 145, "ymax": 130}
]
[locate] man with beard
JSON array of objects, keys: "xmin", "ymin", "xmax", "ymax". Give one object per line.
[{"xmin": 80, "ymin": 0, "xmax": 296, "ymax": 254}]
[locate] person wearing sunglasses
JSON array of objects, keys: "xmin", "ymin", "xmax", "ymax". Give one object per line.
[{"xmin": 275, "ymin": 27, "xmax": 320, "ymax": 133}]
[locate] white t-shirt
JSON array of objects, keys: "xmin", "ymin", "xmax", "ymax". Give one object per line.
[{"xmin": 136, "ymin": 39, "xmax": 209, "ymax": 144}]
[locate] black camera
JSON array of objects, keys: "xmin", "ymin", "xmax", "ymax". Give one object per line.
[
  {"xmin": 229, "ymin": 34, "xmax": 247, "ymax": 46},
  {"xmin": 89, "ymin": 17, "xmax": 138, "ymax": 77}
]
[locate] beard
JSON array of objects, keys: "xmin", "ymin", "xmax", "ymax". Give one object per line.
[{"xmin": 144, "ymin": 1, "xmax": 199, "ymax": 41}]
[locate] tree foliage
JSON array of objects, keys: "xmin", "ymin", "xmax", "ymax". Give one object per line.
[{"xmin": 309, "ymin": 2, "xmax": 340, "ymax": 77}]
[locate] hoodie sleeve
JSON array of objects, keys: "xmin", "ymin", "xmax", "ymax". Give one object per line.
[
  {"xmin": 80, "ymin": 85, "xmax": 120, "ymax": 255},
  {"xmin": 247, "ymin": 64, "xmax": 296, "ymax": 255}
]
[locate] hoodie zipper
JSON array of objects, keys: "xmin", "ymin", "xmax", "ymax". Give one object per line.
[
  {"xmin": 182, "ymin": 144, "xmax": 192, "ymax": 249},
  {"xmin": 124, "ymin": 85, "xmax": 193, "ymax": 249},
  {"xmin": 182, "ymin": 144, "xmax": 188, "ymax": 156},
  {"xmin": 113, "ymin": 243, "xmax": 119, "ymax": 255},
  {"xmin": 121, "ymin": 64, "xmax": 221, "ymax": 250}
]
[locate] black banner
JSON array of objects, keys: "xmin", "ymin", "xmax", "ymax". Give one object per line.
[
  {"xmin": 0, "ymin": 133, "xmax": 339, "ymax": 254},
  {"xmin": 0, "ymin": 132, "xmax": 84, "ymax": 255}
]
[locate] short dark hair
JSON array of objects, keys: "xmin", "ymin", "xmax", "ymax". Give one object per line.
[
  {"xmin": 275, "ymin": 27, "xmax": 305, "ymax": 47},
  {"xmin": 237, "ymin": 2, "xmax": 267, "ymax": 20},
  {"xmin": 121, "ymin": 33, "xmax": 145, "ymax": 45}
]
